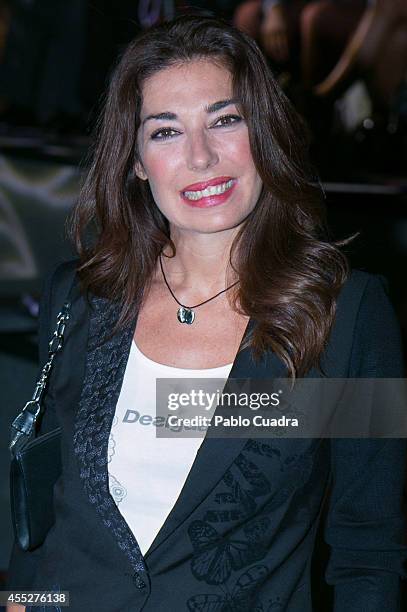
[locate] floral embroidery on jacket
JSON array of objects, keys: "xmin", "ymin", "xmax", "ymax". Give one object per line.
[{"xmin": 72, "ymin": 295, "xmax": 146, "ymax": 577}]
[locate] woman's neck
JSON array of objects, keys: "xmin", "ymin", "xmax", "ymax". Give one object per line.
[{"xmin": 157, "ymin": 232, "xmax": 239, "ymax": 296}]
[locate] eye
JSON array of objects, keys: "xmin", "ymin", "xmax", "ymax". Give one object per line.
[
  {"xmin": 149, "ymin": 114, "xmax": 242, "ymax": 140},
  {"xmin": 150, "ymin": 127, "xmax": 179, "ymax": 140},
  {"xmin": 212, "ymin": 114, "xmax": 242, "ymax": 128}
]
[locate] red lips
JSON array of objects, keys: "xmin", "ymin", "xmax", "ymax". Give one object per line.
[{"xmin": 181, "ymin": 176, "xmax": 234, "ymax": 193}]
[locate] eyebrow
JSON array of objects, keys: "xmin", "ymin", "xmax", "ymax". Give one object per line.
[{"xmin": 141, "ymin": 98, "xmax": 239, "ymax": 126}]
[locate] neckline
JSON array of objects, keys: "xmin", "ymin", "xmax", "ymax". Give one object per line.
[{"xmin": 131, "ymin": 339, "xmax": 234, "ymax": 372}]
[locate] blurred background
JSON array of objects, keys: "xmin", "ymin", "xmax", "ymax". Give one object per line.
[{"xmin": 0, "ymin": 0, "xmax": 406, "ymax": 609}]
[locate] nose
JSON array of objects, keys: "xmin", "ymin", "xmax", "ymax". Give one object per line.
[{"xmin": 186, "ymin": 129, "xmax": 219, "ymax": 171}]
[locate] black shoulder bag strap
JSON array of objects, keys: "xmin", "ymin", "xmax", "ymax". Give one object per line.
[
  {"xmin": 9, "ymin": 263, "xmax": 79, "ymax": 459},
  {"xmin": 8, "ymin": 263, "xmax": 80, "ymax": 551}
]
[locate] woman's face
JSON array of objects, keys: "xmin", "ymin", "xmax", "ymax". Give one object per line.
[{"xmin": 135, "ymin": 59, "xmax": 263, "ymax": 238}]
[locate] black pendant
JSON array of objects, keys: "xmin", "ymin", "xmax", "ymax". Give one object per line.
[{"xmin": 177, "ymin": 306, "xmax": 195, "ymax": 324}]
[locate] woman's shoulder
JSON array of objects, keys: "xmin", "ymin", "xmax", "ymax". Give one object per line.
[
  {"xmin": 333, "ymin": 268, "xmax": 393, "ymax": 330},
  {"xmin": 44, "ymin": 258, "xmax": 79, "ymax": 295},
  {"xmin": 331, "ymin": 268, "xmax": 404, "ymax": 377},
  {"xmin": 339, "ymin": 268, "xmax": 389, "ymax": 303},
  {"xmin": 38, "ymin": 258, "xmax": 80, "ymax": 363},
  {"xmin": 41, "ymin": 258, "xmax": 80, "ymax": 312}
]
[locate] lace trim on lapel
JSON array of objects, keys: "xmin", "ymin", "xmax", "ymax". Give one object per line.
[{"xmin": 73, "ymin": 294, "xmax": 146, "ymax": 574}]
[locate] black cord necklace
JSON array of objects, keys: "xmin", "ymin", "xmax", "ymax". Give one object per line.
[{"xmin": 159, "ymin": 253, "xmax": 239, "ymax": 324}]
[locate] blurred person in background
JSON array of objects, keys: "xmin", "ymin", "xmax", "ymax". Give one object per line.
[
  {"xmin": 232, "ymin": 0, "xmax": 372, "ymax": 155},
  {"xmin": 234, "ymin": 0, "xmax": 371, "ymax": 86},
  {"xmin": 234, "ymin": 0, "xmax": 407, "ymax": 171}
]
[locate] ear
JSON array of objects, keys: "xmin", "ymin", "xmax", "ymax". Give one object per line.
[{"xmin": 135, "ymin": 160, "xmax": 148, "ymax": 181}]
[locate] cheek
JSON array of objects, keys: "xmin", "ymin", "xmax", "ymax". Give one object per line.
[
  {"xmin": 145, "ymin": 156, "xmax": 173, "ymax": 184},
  {"xmin": 231, "ymin": 137, "xmax": 262, "ymax": 193},
  {"xmin": 223, "ymin": 133, "xmax": 256, "ymax": 170},
  {"xmin": 142, "ymin": 143, "xmax": 182, "ymax": 184},
  {"xmin": 143, "ymin": 151, "xmax": 181, "ymax": 215}
]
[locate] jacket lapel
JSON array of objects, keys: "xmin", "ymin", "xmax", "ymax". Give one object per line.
[
  {"xmin": 73, "ymin": 294, "xmax": 146, "ymax": 575},
  {"xmin": 72, "ymin": 293, "xmax": 286, "ymax": 572},
  {"xmin": 145, "ymin": 319, "xmax": 288, "ymax": 557}
]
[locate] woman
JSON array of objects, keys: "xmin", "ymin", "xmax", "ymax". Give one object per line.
[{"xmin": 6, "ymin": 14, "xmax": 407, "ymax": 612}]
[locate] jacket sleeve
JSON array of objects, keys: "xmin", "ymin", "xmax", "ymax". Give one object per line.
[
  {"xmin": 5, "ymin": 262, "xmax": 74, "ymax": 590},
  {"xmin": 324, "ymin": 274, "xmax": 407, "ymax": 611}
]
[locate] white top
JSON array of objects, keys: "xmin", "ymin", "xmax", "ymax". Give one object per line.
[{"xmin": 107, "ymin": 340, "xmax": 234, "ymax": 556}]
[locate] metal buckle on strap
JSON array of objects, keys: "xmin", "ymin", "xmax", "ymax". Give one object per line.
[{"xmin": 9, "ymin": 301, "xmax": 71, "ymax": 456}]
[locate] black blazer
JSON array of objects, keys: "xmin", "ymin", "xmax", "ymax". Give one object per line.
[{"xmin": 6, "ymin": 260, "xmax": 407, "ymax": 611}]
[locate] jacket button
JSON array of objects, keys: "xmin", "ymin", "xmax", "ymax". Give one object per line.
[{"xmin": 133, "ymin": 572, "xmax": 146, "ymax": 589}]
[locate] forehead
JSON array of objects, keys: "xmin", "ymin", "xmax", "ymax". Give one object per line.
[{"xmin": 139, "ymin": 59, "xmax": 233, "ymax": 113}]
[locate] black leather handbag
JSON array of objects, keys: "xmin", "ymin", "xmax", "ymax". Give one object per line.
[{"xmin": 9, "ymin": 300, "xmax": 71, "ymax": 551}]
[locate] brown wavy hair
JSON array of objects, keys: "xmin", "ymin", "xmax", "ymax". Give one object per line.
[{"xmin": 69, "ymin": 14, "xmax": 352, "ymax": 379}]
